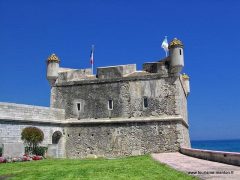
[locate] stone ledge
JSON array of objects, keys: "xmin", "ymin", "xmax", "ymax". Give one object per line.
[
  {"xmin": 0, "ymin": 102, "xmax": 62, "ymax": 111},
  {"xmin": 55, "ymin": 73, "xmax": 179, "ymax": 87},
  {"xmin": 0, "ymin": 116, "xmax": 188, "ymax": 127},
  {"xmin": 65, "ymin": 115, "xmax": 188, "ymax": 127},
  {"xmin": 180, "ymin": 147, "xmax": 240, "ymax": 166},
  {"xmin": 0, "ymin": 117, "xmax": 64, "ymax": 125}
]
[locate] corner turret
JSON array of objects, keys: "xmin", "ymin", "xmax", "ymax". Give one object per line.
[
  {"xmin": 168, "ymin": 38, "xmax": 184, "ymax": 74},
  {"xmin": 182, "ymin": 73, "xmax": 190, "ymax": 96},
  {"xmin": 46, "ymin": 53, "xmax": 60, "ymax": 85}
]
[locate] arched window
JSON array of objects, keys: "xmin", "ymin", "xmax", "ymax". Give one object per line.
[{"xmin": 52, "ymin": 131, "xmax": 62, "ymax": 144}]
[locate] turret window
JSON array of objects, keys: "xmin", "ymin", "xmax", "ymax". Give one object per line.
[
  {"xmin": 179, "ymin": 49, "xmax": 182, "ymax": 55},
  {"xmin": 77, "ymin": 103, "xmax": 81, "ymax": 111},
  {"xmin": 108, "ymin": 100, "xmax": 113, "ymax": 110},
  {"xmin": 143, "ymin": 97, "xmax": 148, "ymax": 108}
]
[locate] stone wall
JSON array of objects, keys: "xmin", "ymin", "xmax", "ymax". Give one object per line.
[
  {"xmin": 0, "ymin": 102, "xmax": 65, "ymax": 122},
  {"xmin": 51, "ymin": 76, "xmax": 183, "ymax": 121},
  {"xmin": 180, "ymin": 148, "xmax": 240, "ymax": 166},
  {"xmin": 58, "ymin": 68, "xmax": 92, "ymax": 83},
  {"xmin": 0, "ymin": 121, "xmax": 65, "ymax": 157},
  {"xmin": 175, "ymin": 77, "xmax": 188, "ymax": 123},
  {"xmin": 97, "ymin": 64, "xmax": 136, "ymax": 79},
  {"xmin": 65, "ymin": 119, "xmax": 188, "ymax": 158},
  {"xmin": 0, "ymin": 103, "xmax": 66, "ymax": 157},
  {"xmin": 0, "ymin": 121, "xmax": 61, "ymax": 145}
]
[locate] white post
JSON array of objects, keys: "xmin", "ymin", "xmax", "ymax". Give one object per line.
[
  {"xmin": 92, "ymin": 62, "xmax": 94, "ymax": 74},
  {"xmin": 165, "ymin": 50, "xmax": 168, "ymax": 57},
  {"xmin": 91, "ymin": 45, "xmax": 94, "ymax": 74}
]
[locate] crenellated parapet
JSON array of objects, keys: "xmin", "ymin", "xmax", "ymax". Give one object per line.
[{"xmin": 46, "ymin": 38, "xmax": 186, "ymax": 87}]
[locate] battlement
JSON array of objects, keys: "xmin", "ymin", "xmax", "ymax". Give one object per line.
[
  {"xmin": 58, "ymin": 68, "xmax": 94, "ymax": 84},
  {"xmin": 97, "ymin": 64, "xmax": 136, "ymax": 79},
  {"xmin": 53, "ymin": 59, "xmax": 173, "ymax": 85}
]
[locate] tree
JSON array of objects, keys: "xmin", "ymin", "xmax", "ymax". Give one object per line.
[{"xmin": 21, "ymin": 127, "xmax": 44, "ymax": 154}]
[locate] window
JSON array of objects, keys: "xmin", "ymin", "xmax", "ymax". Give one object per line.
[
  {"xmin": 77, "ymin": 103, "xmax": 81, "ymax": 111},
  {"xmin": 52, "ymin": 131, "xmax": 62, "ymax": 144},
  {"xmin": 108, "ymin": 100, "xmax": 113, "ymax": 110},
  {"xmin": 179, "ymin": 49, "xmax": 182, "ymax": 55},
  {"xmin": 143, "ymin": 97, "xmax": 148, "ymax": 108}
]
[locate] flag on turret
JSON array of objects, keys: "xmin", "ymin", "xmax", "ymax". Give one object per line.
[
  {"xmin": 161, "ymin": 36, "xmax": 168, "ymax": 57},
  {"xmin": 90, "ymin": 45, "xmax": 94, "ymax": 65}
]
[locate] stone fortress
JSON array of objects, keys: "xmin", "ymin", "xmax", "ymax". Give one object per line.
[{"xmin": 0, "ymin": 38, "xmax": 191, "ymax": 158}]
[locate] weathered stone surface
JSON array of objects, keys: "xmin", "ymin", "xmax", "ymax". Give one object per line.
[
  {"xmin": 65, "ymin": 121, "xmax": 188, "ymax": 158},
  {"xmin": 2, "ymin": 142, "xmax": 24, "ymax": 157},
  {"xmin": 180, "ymin": 148, "xmax": 240, "ymax": 166},
  {"xmin": 142, "ymin": 60, "xmax": 169, "ymax": 75},
  {"xmin": 97, "ymin": 64, "xmax": 136, "ymax": 79},
  {"xmin": 0, "ymin": 121, "xmax": 64, "ymax": 146},
  {"xmin": 51, "ymin": 76, "xmax": 183, "ymax": 121},
  {"xmin": 58, "ymin": 68, "xmax": 93, "ymax": 83},
  {"xmin": 0, "ymin": 102, "xmax": 65, "ymax": 122},
  {"xmin": 47, "ymin": 144, "xmax": 58, "ymax": 158}
]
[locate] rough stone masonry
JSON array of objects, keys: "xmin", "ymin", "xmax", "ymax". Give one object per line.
[{"xmin": 0, "ymin": 38, "xmax": 191, "ymax": 158}]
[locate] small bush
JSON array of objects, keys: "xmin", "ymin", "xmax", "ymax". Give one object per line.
[
  {"xmin": 35, "ymin": 146, "xmax": 48, "ymax": 156},
  {"xmin": 25, "ymin": 146, "xmax": 47, "ymax": 157},
  {"xmin": 21, "ymin": 127, "xmax": 44, "ymax": 154}
]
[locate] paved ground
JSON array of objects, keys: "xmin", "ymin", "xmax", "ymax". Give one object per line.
[{"xmin": 151, "ymin": 152, "xmax": 240, "ymax": 180}]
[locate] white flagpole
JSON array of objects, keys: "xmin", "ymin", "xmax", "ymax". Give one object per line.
[
  {"xmin": 164, "ymin": 36, "xmax": 168, "ymax": 57},
  {"xmin": 91, "ymin": 45, "xmax": 94, "ymax": 74},
  {"xmin": 92, "ymin": 61, "xmax": 93, "ymax": 74}
]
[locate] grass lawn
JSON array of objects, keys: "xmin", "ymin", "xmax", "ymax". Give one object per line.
[{"xmin": 0, "ymin": 155, "xmax": 197, "ymax": 180}]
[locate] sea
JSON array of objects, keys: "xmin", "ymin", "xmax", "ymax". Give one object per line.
[{"xmin": 191, "ymin": 139, "xmax": 240, "ymax": 153}]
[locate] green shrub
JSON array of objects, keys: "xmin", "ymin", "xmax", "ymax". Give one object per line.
[
  {"xmin": 25, "ymin": 146, "xmax": 47, "ymax": 156},
  {"xmin": 34, "ymin": 146, "xmax": 48, "ymax": 156},
  {"xmin": 21, "ymin": 127, "xmax": 44, "ymax": 154}
]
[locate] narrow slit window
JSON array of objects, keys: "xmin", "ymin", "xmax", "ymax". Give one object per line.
[
  {"xmin": 77, "ymin": 103, "xmax": 81, "ymax": 111},
  {"xmin": 179, "ymin": 49, "xmax": 182, "ymax": 55},
  {"xmin": 108, "ymin": 100, "xmax": 113, "ymax": 110},
  {"xmin": 143, "ymin": 97, "xmax": 148, "ymax": 108}
]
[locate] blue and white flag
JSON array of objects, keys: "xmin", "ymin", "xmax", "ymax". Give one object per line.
[
  {"xmin": 161, "ymin": 36, "xmax": 168, "ymax": 56},
  {"xmin": 90, "ymin": 45, "xmax": 94, "ymax": 65}
]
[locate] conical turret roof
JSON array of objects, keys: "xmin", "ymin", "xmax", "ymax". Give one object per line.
[
  {"xmin": 47, "ymin": 53, "xmax": 60, "ymax": 63},
  {"xmin": 168, "ymin": 38, "xmax": 184, "ymax": 49}
]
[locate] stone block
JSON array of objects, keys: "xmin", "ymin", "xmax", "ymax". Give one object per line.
[
  {"xmin": 58, "ymin": 68, "xmax": 92, "ymax": 83},
  {"xmin": 86, "ymin": 154, "xmax": 98, "ymax": 159},
  {"xmin": 142, "ymin": 61, "xmax": 168, "ymax": 75},
  {"xmin": 47, "ymin": 144, "xmax": 58, "ymax": 158},
  {"xmin": 131, "ymin": 150, "xmax": 141, "ymax": 156},
  {"xmin": 97, "ymin": 64, "xmax": 136, "ymax": 79},
  {"xmin": 2, "ymin": 142, "xmax": 24, "ymax": 157}
]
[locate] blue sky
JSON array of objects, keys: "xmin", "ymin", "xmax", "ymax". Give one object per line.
[{"xmin": 0, "ymin": 0, "xmax": 240, "ymax": 140}]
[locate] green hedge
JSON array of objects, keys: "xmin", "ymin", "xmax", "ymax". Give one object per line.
[{"xmin": 25, "ymin": 146, "xmax": 48, "ymax": 156}]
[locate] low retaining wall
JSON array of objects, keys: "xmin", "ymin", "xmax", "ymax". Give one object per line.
[
  {"xmin": 180, "ymin": 147, "xmax": 240, "ymax": 166},
  {"xmin": 0, "ymin": 102, "xmax": 65, "ymax": 122}
]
